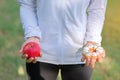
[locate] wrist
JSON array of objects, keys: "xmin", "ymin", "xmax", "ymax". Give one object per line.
[
  {"xmin": 85, "ymin": 41, "xmax": 101, "ymax": 46},
  {"xmin": 26, "ymin": 36, "xmax": 40, "ymax": 41}
]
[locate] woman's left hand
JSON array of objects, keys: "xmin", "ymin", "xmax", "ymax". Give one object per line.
[{"xmin": 81, "ymin": 41, "xmax": 105, "ymax": 68}]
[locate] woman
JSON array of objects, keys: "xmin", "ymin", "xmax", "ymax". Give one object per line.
[{"xmin": 17, "ymin": 0, "xmax": 107, "ymax": 80}]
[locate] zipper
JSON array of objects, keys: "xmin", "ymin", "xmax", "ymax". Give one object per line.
[{"xmin": 57, "ymin": 1, "xmax": 69, "ymax": 64}]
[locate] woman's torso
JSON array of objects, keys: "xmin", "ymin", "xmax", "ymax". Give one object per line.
[{"xmin": 36, "ymin": 0, "xmax": 90, "ymax": 64}]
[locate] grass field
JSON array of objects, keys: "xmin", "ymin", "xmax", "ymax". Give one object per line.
[{"xmin": 0, "ymin": 0, "xmax": 120, "ymax": 80}]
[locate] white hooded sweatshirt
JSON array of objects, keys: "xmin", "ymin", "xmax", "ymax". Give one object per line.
[{"xmin": 17, "ymin": 0, "xmax": 107, "ymax": 64}]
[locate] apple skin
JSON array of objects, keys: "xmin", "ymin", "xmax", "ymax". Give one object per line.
[{"xmin": 23, "ymin": 42, "xmax": 41, "ymax": 58}]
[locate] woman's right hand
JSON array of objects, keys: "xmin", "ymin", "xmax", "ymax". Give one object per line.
[{"xmin": 19, "ymin": 36, "xmax": 41, "ymax": 63}]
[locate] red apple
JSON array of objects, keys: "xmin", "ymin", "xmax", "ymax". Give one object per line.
[{"xmin": 23, "ymin": 42, "xmax": 41, "ymax": 58}]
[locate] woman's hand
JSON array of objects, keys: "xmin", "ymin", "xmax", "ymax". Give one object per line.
[
  {"xmin": 19, "ymin": 36, "xmax": 41, "ymax": 63},
  {"xmin": 81, "ymin": 41, "xmax": 105, "ymax": 68}
]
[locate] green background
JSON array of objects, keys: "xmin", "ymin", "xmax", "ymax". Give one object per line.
[{"xmin": 0, "ymin": 0, "xmax": 120, "ymax": 80}]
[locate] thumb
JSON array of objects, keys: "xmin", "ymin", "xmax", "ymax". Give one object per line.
[
  {"xmin": 19, "ymin": 43, "xmax": 25, "ymax": 53},
  {"xmin": 81, "ymin": 55, "xmax": 86, "ymax": 62},
  {"xmin": 19, "ymin": 48, "xmax": 23, "ymax": 53}
]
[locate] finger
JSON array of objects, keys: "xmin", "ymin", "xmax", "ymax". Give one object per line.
[
  {"xmin": 33, "ymin": 57, "xmax": 37, "ymax": 63},
  {"xmin": 97, "ymin": 54, "xmax": 103, "ymax": 62},
  {"xmin": 21, "ymin": 54, "xmax": 28, "ymax": 59},
  {"xmin": 90, "ymin": 57, "xmax": 96, "ymax": 68},
  {"xmin": 33, "ymin": 59, "xmax": 37, "ymax": 63},
  {"xmin": 39, "ymin": 53, "xmax": 42, "ymax": 57},
  {"xmin": 85, "ymin": 56, "xmax": 91, "ymax": 67},
  {"xmin": 97, "ymin": 47, "xmax": 105, "ymax": 58},
  {"xmin": 81, "ymin": 55, "xmax": 86, "ymax": 62},
  {"xmin": 26, "ymin": 57, "xmax": 34, "ymax": 63},
  {"xmin": 102, "ymin": 51, "xmax": 106, "ymax": 58}
]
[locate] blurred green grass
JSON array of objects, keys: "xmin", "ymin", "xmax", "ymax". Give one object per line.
[{"xmin": 0, "ymin": 0, "xmax": 120, "ymax": 80}]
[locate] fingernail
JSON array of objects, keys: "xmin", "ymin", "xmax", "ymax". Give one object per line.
[
  {"xmin": 39, "ymin": 54, "xmax": 42, "ymax": 57},
  {"xmin": 25, "ymin": 54, "xmax": 28, "ymax": 58}
]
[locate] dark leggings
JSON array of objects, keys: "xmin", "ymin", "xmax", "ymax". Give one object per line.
[{"xmin": 26, "ymin": 62, "xmax": 93, "ymax": 80}]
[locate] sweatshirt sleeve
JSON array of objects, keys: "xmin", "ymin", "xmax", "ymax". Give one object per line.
[
  {"xmin": 85, "ymin": 0, "xmax": 107, "ymax": 44},
  {"xmin": 17, "ymin": 0, "xmax": 41, "ymax": 40}
]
